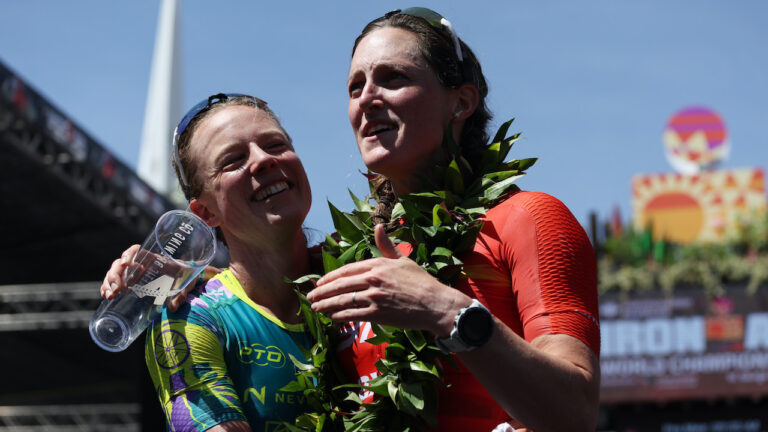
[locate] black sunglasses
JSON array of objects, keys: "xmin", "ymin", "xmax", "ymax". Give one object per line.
[{"xmin": 172, "ymin": 93, "xmax": 267, "ymax": 199}]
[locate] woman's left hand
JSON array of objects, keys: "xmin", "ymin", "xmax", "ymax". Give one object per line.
[{"xmin": 306, "ymin": 225, "xmax": 470, "ymax": 336}]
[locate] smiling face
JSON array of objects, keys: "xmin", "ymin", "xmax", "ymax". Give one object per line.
[
  {"xmin": 348, "ymin": 27, "xmax": 460, "ymax": 192},
  {"xmin": 188, "ymin": 105, "xmax": 311, "ymax": 245}
]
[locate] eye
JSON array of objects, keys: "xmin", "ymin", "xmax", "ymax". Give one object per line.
[
  {"xmin": 266, "ymin": 140, "xmax": 289, "ymax": 153},
  {"xmin": 348, "ymin": 79, "xmax": 363, "ymax": 98},
  {"xmin": 382, "ymin": 70, "xmax": 408, "ymax": 88},
  {"xmin": 386, "ymin": 71, "xmax": 406, "ymax": 81},
  {"xmin": 220, "ymin": 152, "xmax": 246, "ymax": 171}
]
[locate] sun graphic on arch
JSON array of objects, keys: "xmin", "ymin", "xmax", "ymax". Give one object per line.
[
  {"xmin": 633, "ymin": 173, "xmax": 710, "ymax": 244},
  {"xmin": 632, "ymin": 104, "xmax": 765, "ymax": 245},
  {"xmin": 632, "ymin": 169, "xmax": 766, "ymax": 245}
]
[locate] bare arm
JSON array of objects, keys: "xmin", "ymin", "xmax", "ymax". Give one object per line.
[
  {"xmin": 458, "ymin": 327, "xmax": 599, "ymax": 431},
  {"xmin": 307, "ymin": 225, "xmax": 599, "ymax": 431}
]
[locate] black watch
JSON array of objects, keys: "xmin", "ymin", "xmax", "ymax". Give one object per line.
[{"xmin": 435, "ymin": 299, "xmax": 494, "ymax": 353}]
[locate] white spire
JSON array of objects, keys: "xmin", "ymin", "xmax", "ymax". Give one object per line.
[{"xmin": 138, "ymin": 0, "xmax": 184, "ymax": 205}]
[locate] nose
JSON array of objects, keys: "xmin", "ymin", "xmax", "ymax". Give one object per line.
[
  {"xmin": 358, "ymin": 81, "xmax": 383, "ymax": 113},
  {"xmin": 247, "ymin": 143, "xmax": 277, "ymax": 176}
]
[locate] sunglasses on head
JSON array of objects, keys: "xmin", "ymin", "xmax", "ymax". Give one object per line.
[
  {"xmin": 172, "ymin": 92, "xmax": 268, "ymax": 200},
  {"xmin": 387, "ymin": 7, "xmax": 464, "ymax": 63}
]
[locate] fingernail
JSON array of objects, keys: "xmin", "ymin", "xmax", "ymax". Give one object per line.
[
  {"xmin": 110, "ymin": 282, "xmax": 118, "ymax": 292},
  {"xmin": 120, "ymin": 256, "xmax": 128, "ymax": 264}
]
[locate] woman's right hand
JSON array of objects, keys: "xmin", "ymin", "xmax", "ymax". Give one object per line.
[{"xmin": 100, "ymin": 244, "xmax": 141, "ymax": 301}]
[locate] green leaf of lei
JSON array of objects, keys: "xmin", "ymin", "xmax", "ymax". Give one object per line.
[{"xmin": 283, "ymin": 118, "xmax": 532, "ymax": 431}]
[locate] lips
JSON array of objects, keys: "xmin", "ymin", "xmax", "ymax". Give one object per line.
[
  {"xmin": 253, "ymin": 181, "xmax": 289, "ymax": 202},
  {"xmin": 363, "ymin": 121, "xmax": 396, "ymax": 138}
]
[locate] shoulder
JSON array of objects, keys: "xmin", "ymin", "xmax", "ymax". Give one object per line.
[
  {"xmin": 148, "ymin": 279, "xmax": 231, "ymax": 356},
  {"xmin": 184, "ymin": 273, "xmax": 238, "ymax": 309},
  {"xmin": 486, "ymin": 190, "xmax": 580, "ymax": 232},
  {"xmin": 490, "ymin": 190, "xmax": 571, "ymax": 216},
  {"xmin": 481, "ymin": 190, "xmax": 594, "ymax": 267},
  {"xmin": 160, "ymin": 275, "xmax": 237, "ymax": 328}
]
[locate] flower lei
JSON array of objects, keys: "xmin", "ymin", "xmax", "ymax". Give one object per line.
[{"xmin": 282, "ymin": 118, "xmax": 535, "ymax": 431}]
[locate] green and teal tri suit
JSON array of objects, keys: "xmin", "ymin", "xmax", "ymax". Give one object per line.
[{"xmin": 145, "ymin": 269, "xmax": 312, "ymax": 431}]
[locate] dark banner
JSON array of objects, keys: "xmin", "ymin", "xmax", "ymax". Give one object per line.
[
  {"xmin": 603, "ymin": 399, "xmax": 767, "ymax": 432},
  {"xmin": 0, "ymin": 59, "xmax": 172, "ymax": 218},
  {"xmin": 600, "ymin": 285, "xmax": 768, "ymax": 403}
]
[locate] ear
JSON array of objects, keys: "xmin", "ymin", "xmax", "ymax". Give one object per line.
[
  {"xmin": 189, "ymin": 198, "xmax": 221, "ymax": 228},
  {"xmin": 453, "ymin": 83, "xmax": 479, "ymax": 122}
]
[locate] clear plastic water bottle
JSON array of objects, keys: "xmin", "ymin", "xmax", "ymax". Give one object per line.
[{"xmin": 89, "ymin": 210, "xmax": 216, "ymax": 352}]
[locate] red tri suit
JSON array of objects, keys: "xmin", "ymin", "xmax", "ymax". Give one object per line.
[{"xmin": 336, "ymin": 190, "xmax": 600, "ymax": 431}]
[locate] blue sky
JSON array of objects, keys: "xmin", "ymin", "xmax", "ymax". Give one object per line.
[{"xmin": 2, "ymin": 1, "xmax": 766, "ymax": 238}]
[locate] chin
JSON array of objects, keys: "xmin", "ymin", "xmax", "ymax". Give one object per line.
[
  {"xmin": 260, "ymin": 215, "xmax": 305, "ymax": 237},
  {"xmin": 362, "ymin": 151, "xmax": 399, "ymax": 176},
  {"xmin": 266, "ymin": 204, "xmax": 310, "ymax": 227}
]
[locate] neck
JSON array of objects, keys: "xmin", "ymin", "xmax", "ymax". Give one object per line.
[
  {"xmin": 225, "ymin": 228, "xmax": 309, "ymax": 323},
  {"xmin": 388, "ymin": 149, "xmax": 448, "ymax": 195},
  {"xmin": 389, "ymin": 176, "xmax": 418, "ymax": 195}
]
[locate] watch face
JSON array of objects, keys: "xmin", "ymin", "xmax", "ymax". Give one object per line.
[{"xmin": 458, "ymin": 306, "xmax": 493, "ymax": 346}]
